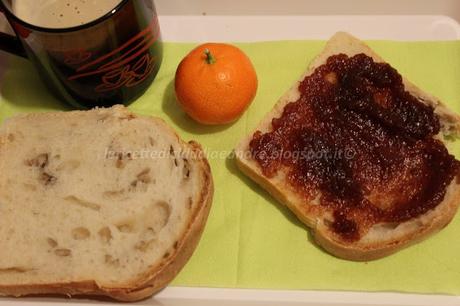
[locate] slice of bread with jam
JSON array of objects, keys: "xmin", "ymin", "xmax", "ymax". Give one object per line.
[{"xmin": 236, "ymin": 32, "xmax": 460, "ymax": 261}]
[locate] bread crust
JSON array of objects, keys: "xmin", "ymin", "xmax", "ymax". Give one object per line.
[
  {"xmin": 0, "ymin": 107, "xmax": 214, "ymax": 301},
  {"xmin": 235, "ymin": 32, "xmax": 460, "ymax": 261}
]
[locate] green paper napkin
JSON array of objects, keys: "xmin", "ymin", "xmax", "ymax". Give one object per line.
[{"xmin": 1, "ymin": 40, "xmax": 460, "ymax": 295}]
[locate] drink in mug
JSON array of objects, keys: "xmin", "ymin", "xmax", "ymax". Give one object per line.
[
  {"xmin": 12, "ymin": 0, "xmax": 124, "ymax": 28},
  {"xmin": 0, "ymin": 0, "xmax": 163, "ymax": 108}
]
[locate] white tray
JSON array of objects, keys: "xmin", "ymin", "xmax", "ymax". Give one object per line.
[
  {"xmin": 1, "ymin": 0, "xmax": 460, "ymax": 305},
  {"xmin": 158, "ymin": 0, "xmax": 460, "ymax": 41}
]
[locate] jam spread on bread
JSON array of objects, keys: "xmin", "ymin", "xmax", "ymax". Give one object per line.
[{"xmin": 249, "ymin": 53, "xmax": 460, "ymax": 241}]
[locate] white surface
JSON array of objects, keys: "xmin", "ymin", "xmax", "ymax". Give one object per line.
[
  {"xmin": 159, "ymin": 15, "xmax": 460, "ymax": 42},
  {"xmin": 1, "ymin": 287, "xmax": 460, "ymax": 306},
  {"xmin": 155, "ymin": 0, "xmax": 460, "ymax": 22},
  {"xmin": 1, "ymin": 0, "xmax": 460, "ymax": 305}
]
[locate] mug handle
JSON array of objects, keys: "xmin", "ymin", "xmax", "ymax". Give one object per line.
[{"xmin": 0, "ymin": 3, "xmax": 26, "ymax": 57}]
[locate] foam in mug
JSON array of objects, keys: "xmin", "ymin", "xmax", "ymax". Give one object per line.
[{"xmin": 11, "ymin": 0, "xmax": 123, "ymax": 28}]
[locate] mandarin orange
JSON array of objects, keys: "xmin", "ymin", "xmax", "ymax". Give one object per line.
[{"xmin": 175, "ymin": 43, "xmax": 258, "ymax": 125}]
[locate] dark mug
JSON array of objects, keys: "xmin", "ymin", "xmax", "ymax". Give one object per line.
[{"xmin": 0, "ymin": 0, "xmax": 162, "ymax": 108}]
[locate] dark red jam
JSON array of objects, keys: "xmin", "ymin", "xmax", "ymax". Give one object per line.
[{"xmin": 249, "ymin": 53, "xmax": 460, "ymax": 241}]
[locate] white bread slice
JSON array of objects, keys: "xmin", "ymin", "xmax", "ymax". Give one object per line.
[
  {"xmin": 0, "ymin": 105, "xmax": 213, "ymax": 301},
  {"xmin": 235, "ymin": 32, "xmax": 460, "ymax": 261}
]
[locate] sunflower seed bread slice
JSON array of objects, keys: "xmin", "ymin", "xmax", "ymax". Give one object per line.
[
  {"xmin": 0, "ymin": 105, "xmax": 213, "ymax": 301},
  {"xmin": 235, "ymin": 32, "xmax": 460, "ymax": 261}
]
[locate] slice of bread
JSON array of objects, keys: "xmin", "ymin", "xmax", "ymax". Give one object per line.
[
  {"xmin": 235, "ymin": 32, "xmax": 460, "ymax": 261},
  {"xmin": 0, "ymin": 105, "xmax": 213, "ymax": 301}
]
